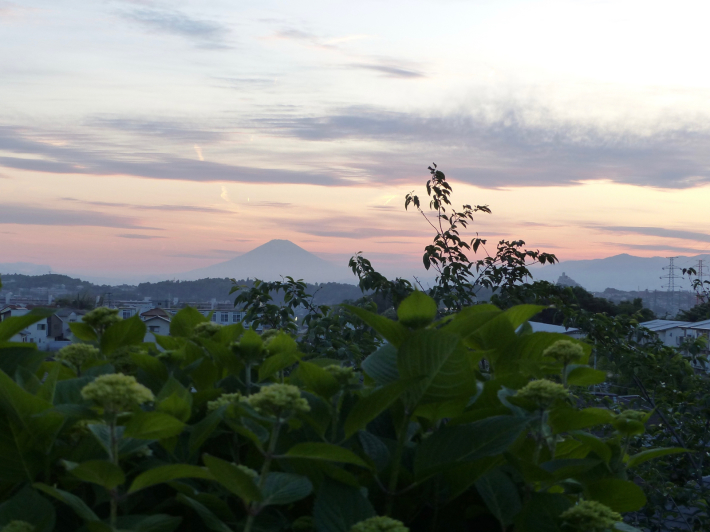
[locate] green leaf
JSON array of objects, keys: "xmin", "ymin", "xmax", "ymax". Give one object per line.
[
  {"xmin": 313, "ymin": 479, "xmax": 375, "ymax": 532},
  {"xmin": 188, "ymin": 409, "xmax": 223, "ymax": 455},
  {"xmin": 100, "ymin": 315, "xmax": 146, "ymax": 355},
  {"xmin": 124, "ymin": 412, "xmax": 186, "ymax": 440},
  {"xmin": 0, "ymin": 485, "xmax": 55, "ymax": 532},
  {"xmin": 549, "ymin": 407, "xmax": 615, "ymax": 434},
  {"xmin": 515, "ymin": 493, "xmax": 571, "ymax": 532},
  {"xmin": 69, "ymin": 322, "xmax": 98, "ymax": 342},
  {"xmin": 156, "ymin": 377, "xmax": 193, "ymax": 423},
  {"xmin": 129, "ymin": 464, "xmax": 214, "ymax": 493},
  {"xmin": 297, "ymin": 361, "xmax": 340, "ymax": 398},
  {"xmin": 33, "ymin": 482, "xmax": 100, "ymax": 522},
  {"xmin": 397, "ymin": 290, "xmax": 437, "ymax": 328},
  {"xmin": 566, "ymin": 365, "xmax": 607, "ymax": 386},
  {"xmin": 262, "ymin": 472, "xmax": 313, "ymax": 506},
  {"xmin": 397, "ymin": 329, "xmax": 475, "ymax": 406},
  {"xmin": 176, "ymin": 494, "xmax": 233, "ymax": 532},
  {"xmin": 170, "ymin": 307, "xmax": 208, "ymax": 337},
  {"xmin": 68, "ymin": 460, "xmax": 125, "ymax": 490},
  {"xmin": 343, "ymin": 305, "xmax": 408, "ymax": 347},
  {"xmin": 344, "ymin": 379, "xmax": 415, "ymax": 438},
  {"xmin": 627, "ymin": 447, "xmax": 688, "ymax": 468},
  {"xmin": 0, "ymin": 344, "xmax": 46, "ymax": 377},
  {"xmin": 361, "ymin": 343, "xmax": 399, "ymax": 385},
  {"xmin": 157, "ymin": 392, "xmax": 192, "ymax": 423},
  {"xmin": 441, "ymin": 304, "xmax": 501, "ymax": 336},
  {"xmin": 285, "ymin": 442, "xmax": 370, "ymax": 468},
  {"xmin": 0, "ymin": 308, "xmax": 54, "ymax": 342},
  {"xmin": 259, "ymin": 350, "xmax": 300, "ymax": 382},
  {"xmin": 237, "ymin": 329, "xmax": 263, "ymax": 362},
  {"xmin": 475, "ymin": 469, "xmax": 522, "ymax": 527},
  {"xmin": 569, "ymin": 431, "xmax": 612, "ymax": 463},
  {"xmin": 414, "ymin": 415, "xmax": 529, "ymax": 479},
  {"xmin": 358, "ymin": 431, "xmax": 390, "ymax": 471},
  {"xmin": 0, "ymin": 369, "xmax": 64, "ymax": 464},
  {"xmin": 202, "ymin": 454, "xmax": 262, "ymax": 503},
  {"xmin": 126, "ymin": 514, "xmax": 182, "ymax": 532},
  {"xmin": 585, "ymin": 478, "xmax": 647, "ymax": 512}
]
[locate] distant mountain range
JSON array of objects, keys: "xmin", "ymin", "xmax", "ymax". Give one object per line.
[
  {"xmin": 530, "ymin": 253, "xmax": 709, "ymax": 292},
  {"xmin": 180, "ymin": 239, "xmax": 353, "ymax": 283},
  {"xmin": 4, "ymin": 245, "xmax": 708, "ymax": 292},
  {"xmin": 0, "ymin": 262, "xmax": 53, "ymax": 276}
]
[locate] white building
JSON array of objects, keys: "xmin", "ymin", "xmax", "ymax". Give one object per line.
[
  {"xmin": 0, "ymin": 304, "xmax": 50, "ymax": 349},
  {"xmin": 639, "ymin": 319, "xmax": 688, "ymax": 347}
]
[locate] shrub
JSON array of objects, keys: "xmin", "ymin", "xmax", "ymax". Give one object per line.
[{"xmin": 0, "ymin": 290, "xmax": 679, "ymax": 532}]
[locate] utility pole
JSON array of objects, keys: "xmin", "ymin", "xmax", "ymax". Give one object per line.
[{"xmin": 661, "ymin": 257, "xmax": 682, "ymax": 315}]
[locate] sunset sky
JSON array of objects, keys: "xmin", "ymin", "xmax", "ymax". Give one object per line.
[{"xmin": 2, "ymin": 0, "xmax": 710, "ymax": 282}]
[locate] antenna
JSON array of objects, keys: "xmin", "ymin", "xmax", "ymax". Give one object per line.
[{"xmin": 661, "ymin": 257, "xmax": 682, "ymax": 313}]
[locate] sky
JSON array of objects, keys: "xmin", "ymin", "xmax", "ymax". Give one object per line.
[{"xmin": 2, "ymin": 0, "xmax": 710, "ymax": 283}]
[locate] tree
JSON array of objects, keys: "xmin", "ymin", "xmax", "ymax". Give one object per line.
[{"xmin": 351, "ymin": 164, "xmax": 558, "ymax": 313}]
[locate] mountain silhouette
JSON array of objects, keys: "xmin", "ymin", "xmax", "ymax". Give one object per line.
[
  {"xmin": 181, "ymin": 239, "xmax": 353, "ymax": 283},
  {"xmin": 530, "ymin": 253, "xmax": 710, "ymax": 292}
]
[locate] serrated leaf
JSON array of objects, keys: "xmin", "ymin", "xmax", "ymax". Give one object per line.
[
  {"xmin": 344, "ymin": 379, "xmax": 415, "ymax": 438},
  {"xmin": 129, "ymin": 464, "xmax": 214, "ymax": 493},
  {"xmin": 262, "ymin": 472, "xmax": 313, "ymax": 506},
  {"xmin": 285, "ymin": 442, "xmax": 370, "ymax": 468},
  {"xmin": 343, "ymin": 305, "xmax": 408, "ymax": 347},
  {"xmin": 414, "ymin": 415, "xmax": 529, "ymax": 480},
  {"xmin": 124, "ymin": 412, "xmax": 185, "ymax": 440},
  {"xmin": 203, "ymin": 454, "xmax": 262, "ymax": 503},
  {"xmin": 100, "ymin": 315, "xmax": 146, "ymax": 355},
  {"xmin": 33, "ymin": 482, "xmax": 99, "ymax": 522},
  {"xmin": 585, "ymin": 478, "xmax": 646, "ymax": 512},
  {"xmin": 68, "ymin": 460, "xmax": 125, "ymax": 489}
]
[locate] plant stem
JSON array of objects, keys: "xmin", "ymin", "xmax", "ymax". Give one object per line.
[
  {"xmin": 385, "ymin": 412, "xmax": 410, "ymax": 516},
  {"xmin": 244, "ymin": 420, "xmax": 282, "ymax": 532},
  {"xmin": 108, "ymin": 416, "xmax": 119, "ymax": 529},
  {"xmin": 245, "ymin": 363, "xmax": 252, "ymax": 395}
]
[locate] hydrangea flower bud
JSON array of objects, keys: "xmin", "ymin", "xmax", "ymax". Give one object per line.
[
  {"xmin": 193, "ymin": 322, "xmax": 223, "ymax": 338},
  {"xmin": 56, "ymin": 344, "xmax": 100, "ymax": 371},
  {"xmin": 247, "ymin": 383, "xmax": 310, "ymax": 418},
  {"xmin": 350, "ymin": 516, "xmax": 409, "ymax": 532},
  {"xmin": 560, "ymin": 500, "xmax": 621, "ymax": 531},
  {"xmin": 107, "ymin": 345, "xmax": 142, "ymax": 375},
  {"xmin": 236, "ymin": 464, "xmax": 258, "ymax": 480},
  {"xmin": 612, "ymin": 410, "xmax": 648, "ymax": 436},
  {"xmin": 81, "ymin": 373, "xmax": 155, "ymax": 413},
  {"xmin": 517, "ymin": 379, "xmax": 569, "ymax": 409},
  {"xmin": 82, "ymin": 307, "xmax": 121, "ymax": 335},
  {"xmin": 543, "ymin": 340, "xmax": 584, "ymax": 365},
  {"xmin": 324, "ymin": 364, "xmax": 355, "ymax": 384},
  {"xmin": 207, "ymin": 392, "xmax": 244, "ymax": 412},
  {"xmin": 2, "ymin": 521, "xmax": 36, "ymax": 532}
]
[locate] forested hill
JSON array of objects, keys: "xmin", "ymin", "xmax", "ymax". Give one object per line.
[{"xmin": 0, "ymin": 273, "xmax": 364, "ymax": 306}]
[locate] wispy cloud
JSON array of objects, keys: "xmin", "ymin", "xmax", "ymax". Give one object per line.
[
  {"xmin": 0, "ymin": 204, "xmax": 160, "ymax": 229},
  {"xmin": 272, "ymin": 27, "xmax": 424, "ymax": 79},
  {"xmin": 591, "ymin": 226, "xmax": 710, "ymax": 243},
  {"xmin": 0, "ymin": 125, "xmax": 344, "ymax": 185},
  {"xmin": 62, "ymin": 197, "xmax": 228, "ymax": 213},
  {"xmin": 117, "ymin": 234, "xmax": 166, "ymax": 239},
  {"xmin": 349, "ymin": 63, "xmax": 425, "ymax": 78},
  {"xmin": 120, "ymin": 8, "xmax": 230, "ymax": 48},
  {"xmin": 602, "ymin": 242, "xmax": 709, "ymax": 253}
]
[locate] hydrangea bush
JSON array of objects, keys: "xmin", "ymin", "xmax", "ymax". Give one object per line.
[{"xmin": 0, "ymin": 293, "xmax": 685, "ymax": 532}]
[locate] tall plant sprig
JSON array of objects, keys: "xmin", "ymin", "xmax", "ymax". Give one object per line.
[{"xmin": 403, "ymin": 163, "xmax": 558, "ymax": 312}]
